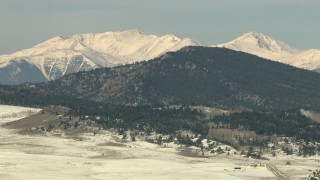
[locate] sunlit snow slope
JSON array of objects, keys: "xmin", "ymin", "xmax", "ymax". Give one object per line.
[
  {"xmin": 0, "ymin": 29, "xmax": 200, "ymax": 84},
  {"xmin": 214, "ymin": 31, "xmax": 320, "ymax": 72}
]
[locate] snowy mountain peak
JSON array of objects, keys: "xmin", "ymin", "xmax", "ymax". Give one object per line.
[
  {"xmin": 213, "ymin": 31, "xmax": 320, "ymax": 72},
  {"xmin": 215, "ymin": 31, "xmax": 301, "ymax": 60},
  {"xmin": 242, "ymin": 31, "xmax": 265, "ymax": 38},
  {"xmin": 118, "ymin": 28, "xmax": 145, "ymax": 35},
  {"xmin": 240, "ymin": 31, "xmax": 300, "ymax": 52}
]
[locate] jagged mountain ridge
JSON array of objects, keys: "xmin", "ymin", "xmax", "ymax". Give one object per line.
[
  {"xmin": 214, "ymin": 31, "xmax": 320, "ymax": 71},
  {"xmin": 2, "ymin": 47, "xmax": 320, "ymax": 110},
  {"xmin": 0, "ymin": 29, "xmax": 200, "ymax": 84}
]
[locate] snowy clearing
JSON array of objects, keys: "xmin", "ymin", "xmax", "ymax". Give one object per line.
[
  {"xmin": 0, "ymin": 105, "xmax": 41, "ymax": 125},
  {"xmin": 0, "ymin": 105, "xmax": 318, "ymax": 179}
]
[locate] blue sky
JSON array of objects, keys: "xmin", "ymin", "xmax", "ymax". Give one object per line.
[{"xmin": 1, "ymin": 0, "xmax": 319, "ymax": 54}]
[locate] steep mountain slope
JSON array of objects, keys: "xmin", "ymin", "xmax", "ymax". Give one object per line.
[
  {"xmin": 2, "ymin": 47, "xmax": 320, "ymax": 110},
  {"xmin": 0, "ymin": 59, "xmax": 46, "ymax": 84},
  {"xmin": 214, "ymin": 32, "xmax": 320, "ymax": 72},
  {"xmin": 0, "ymin": 29, "xmax": 200, "ymax": 84}
]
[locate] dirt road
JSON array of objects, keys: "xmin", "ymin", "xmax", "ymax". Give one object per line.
[{"xmin": 266, "ymin": 163, "xmax": 289, "ymax": 178}]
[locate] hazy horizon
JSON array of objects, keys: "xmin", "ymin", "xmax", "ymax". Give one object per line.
[{"xmin": 1, "ymin": 0, "xmax": 319, "ymax": 54}]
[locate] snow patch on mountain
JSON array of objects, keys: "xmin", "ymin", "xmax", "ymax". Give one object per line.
[{"xmin": 288, "ymin": 49, "xmax": 320, "ymax": 70}]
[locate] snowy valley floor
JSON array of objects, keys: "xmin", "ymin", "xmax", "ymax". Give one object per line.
[{"xmin": 0, "ymin": 105, "xmax": 319, "ymax": 180}]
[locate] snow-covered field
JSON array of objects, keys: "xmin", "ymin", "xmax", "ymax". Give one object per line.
[
  {"xmin": 0, "ymin": 105, "xmax": 41, "ymax": 125},
  {"xmin": 0, "ymin": 105, "xmax": 318, "ymax": 179}
]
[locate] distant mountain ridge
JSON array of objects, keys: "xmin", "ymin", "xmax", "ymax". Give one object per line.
[
  {"xmin": 214, "ymin": 31, "xmax": 320, "ymax": 72},
  {"xmin": 0, "ymin": 29, "xmax": 200, "ymax": 84}
]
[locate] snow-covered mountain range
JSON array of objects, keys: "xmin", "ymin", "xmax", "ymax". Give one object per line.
[
  {"xmin": 0, "ymin": 29, "xmax": 200, "ymax": 84},
  {"xmin": 214, "ymin": 31, "xmax": 320, "ymax": 72},
  {"xmin": 1, "ymin": 29, "xmax": 320, "ymax": 85}
]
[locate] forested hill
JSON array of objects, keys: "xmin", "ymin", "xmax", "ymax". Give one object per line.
[{"xmin": 1, "ymin": 47, "xmax": 320, "ymax": 110}]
